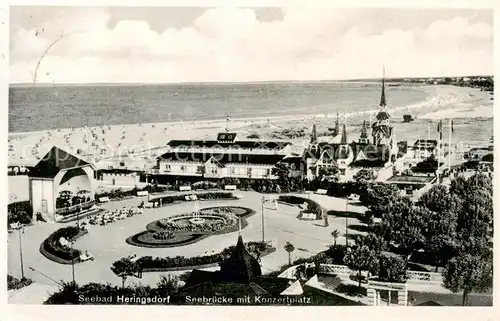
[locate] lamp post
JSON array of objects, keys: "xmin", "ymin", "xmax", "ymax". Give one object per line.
[
  {"xmin": 70, "ymin": 240, "xmax": 76, "ymax": 284},
  {"xmin": 11, "ymin": 222, "xmax": 25, "ymax": 279},
  {"xmin": 261, "ymin": 196, "xmax": 275, "ymax": 243},
  {"xmin": 345, "ymin": 194, "xmax": 349, "ymax": 248}
]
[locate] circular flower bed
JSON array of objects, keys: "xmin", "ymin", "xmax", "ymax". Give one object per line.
[
  {"xmin": 152, "ymin": 231, "xmax": 175, "ymax": 240},
  {"xmin": 126, "ymin": 206, "xmax": 255, "ymax": 248}
]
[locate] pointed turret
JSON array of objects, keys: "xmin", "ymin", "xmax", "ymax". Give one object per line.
[
  {"xmin": 220, "ymin": 235, "xmax": 262, "ymax": 283},
  {"xmin": 340, "ymin": 124, "xmax": 347, "ymax": 144},
  {"xmin": 310, "ymin": 124, "xmax": 318, "ymax": 144},
  {"xmin": 333, "ymin": 109, "xmax": 340, "ymax": 136},
  {"xmin": 360, "ymin": 120, "xmax": 368, "ymax": 139},
  {"xmin": 379, "ymin": 73, "xmax": 386, "ymax": 107}
]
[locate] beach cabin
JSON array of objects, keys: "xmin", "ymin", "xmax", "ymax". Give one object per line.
[{"xmin": 28, "ymin": 146, "xmax": 96, "ymax": 222}]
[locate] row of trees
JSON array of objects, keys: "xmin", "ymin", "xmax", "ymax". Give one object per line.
[{"xmin": 361, "ymin": 173, "xmax": 493, "ymax": 305}]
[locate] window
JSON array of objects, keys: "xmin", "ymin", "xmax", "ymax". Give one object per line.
[
  {"xmin": 266, "ymin": 169, "xmax": 271, "ymax": 176},
  {"xmin": 230, "ymin": 167, "xmax": 236, "ymax": 174},
  {"xmin": 196, "ymin": 166, "xmax": 204, "ymax": 174},
  {"xmin": 165, "ymin": 165, "xmax": 171, "ymax": 172},
  {"xmin": 180, "ymin": 165, "xmax": 185, "ymax": 172}
]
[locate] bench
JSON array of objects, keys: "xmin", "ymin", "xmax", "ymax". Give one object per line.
[
  {"xmin": 137, "ymin": 191, "xmax": 148, "ymax": 197},
  {"xmin": 98, "ymin": 197, "xmax": 110, "ymax": 203}
]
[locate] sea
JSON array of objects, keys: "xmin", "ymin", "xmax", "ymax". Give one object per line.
[{"xmin": 8, "ymin": 82, "xmax": 429, "ymax": 133}]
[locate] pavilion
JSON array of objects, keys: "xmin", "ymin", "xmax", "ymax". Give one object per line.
[{"xmin": 28, "ymin": 146, "xmax": 96, "ymax": 222}]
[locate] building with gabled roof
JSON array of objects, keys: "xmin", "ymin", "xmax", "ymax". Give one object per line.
[
  {"xmin": 28, "ymin": 146, "xmax": 96, "ymax": 222},
  {"xmin": 154, "ymin": 132, "xmax": 292, "ymax": 181}
]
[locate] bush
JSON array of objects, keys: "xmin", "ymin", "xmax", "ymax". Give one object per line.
[
  {"xmin": 8, "ymin": 201, "xmax": 32, "ymax": 227},
  {"xmin": 278, "ymin": 195, "xmax": 323, "ymax": 219},
  {"xmin": 7, "ymin": 275, "xmax": 33, "ymax": 290},
  {"xmin": 135, "ymin": 241, "xmax": 271, "ymax": 271},
  {"xmin": 151, "ymin": 192, "xmax": 235, "ymax": 205}
]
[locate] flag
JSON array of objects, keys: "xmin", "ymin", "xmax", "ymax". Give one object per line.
[
  {"xmin": 437, "ymin": 120, "xmax": 443, "ymax": 140},
  {"xmin": 451, "ymin": 119, "xmax": 454, "ymax": 133}
]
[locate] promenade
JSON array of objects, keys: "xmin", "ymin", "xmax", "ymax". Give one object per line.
[{"xmin": 8, "ymin": 190, "xmax": 369, "ymax": 298}]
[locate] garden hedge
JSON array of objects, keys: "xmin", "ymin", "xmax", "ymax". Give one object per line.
[
  {"xmin": 134, "ymin": 241, "xmax": 275, "ymax": 272},
  {"xmin": 278, "ymin": 195, "xmax": 323, "ymax": 219},
  {"xmin": 40, "ymin": 226, "xmax": 86, "ymax": 264}
]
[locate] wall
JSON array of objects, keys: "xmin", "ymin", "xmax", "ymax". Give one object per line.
[
  {"xmin": 101, "ymin": 173, "xmax": 139, "ymax": 186},
  {"xmin": 31, "ymin": 179, "xmax": 54, "ymax": 219}
]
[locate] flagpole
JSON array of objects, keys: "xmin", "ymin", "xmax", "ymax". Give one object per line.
[
  {"xmin": 448, "ymin": 118, "xmax": 452, "ymax": 170},
  {"xmin": 427, "ymin": 121, "xmax": 430, "ymax": 159}
]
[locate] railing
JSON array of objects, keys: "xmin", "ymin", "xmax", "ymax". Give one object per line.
[
  {"xmin": 319, "ymin": 264, "xmax": 353, "ymax": 276},
  {"xmin": 406, "ymin": 270, "xmax": 443, "ymax": 283},
  {"xmin": 56, "ymin": 200, "xmax": 96, "ymax": 215}
]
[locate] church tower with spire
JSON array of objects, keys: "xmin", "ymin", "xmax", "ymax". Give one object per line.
[{"xmin": 371, "ymin": 66, "xmax": 393, "ymax": 146}]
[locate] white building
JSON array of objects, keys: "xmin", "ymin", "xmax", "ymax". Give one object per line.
[
  {"xmin": 28, "ymin": 146, "xmax": 96, "ymax": 222},
  {"xmin": 155, "ymin": 133, "xmax": 292, "ymax": 181}
]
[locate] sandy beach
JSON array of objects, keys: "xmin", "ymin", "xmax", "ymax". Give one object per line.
[{"xmin": 8, "ymin": 84, "xmax": 493, "ymax": 170}]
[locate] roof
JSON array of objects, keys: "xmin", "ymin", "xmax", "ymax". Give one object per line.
[
  {"xmin": 280, "ymin": 156, "xmax": 304, "ymax": 169},
  {"xmin": 167, "ymin": 140, "xmax": 291, "ymax": 150},
  {"xmin": 414, "ymin": 139, "xmax": 437, "ymax": 147},
  {"xmin": 217, "ymin": 132, "xmax": 237, "ymax": 142},
  {"xmin": 29, "ymin": 146, "xmax": 91, "ymax": 179},
  {"xmin": 158, "ymin": 152, "xmax": 285, "ymax": 165},
  {"xmin": 375, "ymin": 111, "xmax": 390, "ymax": 121},
  {"xmin": 386, "ymin": 175, "xmax": 435, "ymax": 184},
  {"xmin": 280, "ymin": 280, "xmax": 304, "ymax": 296},
  {"xmin": 219, "ymin": 235, "xmax": 262, "ymax": 283}
]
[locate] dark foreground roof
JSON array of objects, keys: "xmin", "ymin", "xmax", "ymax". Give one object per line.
[
  {"xmin": 158, "ymin": 152, "xmax": 285, "ymax": 165},
  {"xmin": 29, "ymin": 146, "xmax": 90, "ymax": 179}
]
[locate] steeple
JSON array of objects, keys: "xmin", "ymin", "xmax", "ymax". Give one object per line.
[
  {"xmin": 333, "ymin": 109, "xmax": 340, "ymax": 136},
  {"xmin": 219, "ymin": 235, "xmax": 262, "ymax": 283},
  {"xmin": 380, "ymin": 65, "xmax": 386, "ymax": 107},
  {"xmin": 341, "ymin": 124, "xmax": 347, "ymax": 144},
  {"xmin": 310, "ymin": 124, "xmax": 318, "ymax": 144},
  {"xmin": 359, "ymin": 120, "xmax": 369, "ymax": 144}
]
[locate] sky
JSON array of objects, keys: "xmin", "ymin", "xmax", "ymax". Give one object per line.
[{"xmin": 9, "ymin": 6, "xmax": 494, "ymax": 84}]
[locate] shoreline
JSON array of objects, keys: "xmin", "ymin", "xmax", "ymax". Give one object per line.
[
  {"xmin": 8, "ymin": 84, "xmax": 491, "ymax": 138},
  {"xmin": 8, "ymin": 84, "xmax": 493, "ymax": 166}
]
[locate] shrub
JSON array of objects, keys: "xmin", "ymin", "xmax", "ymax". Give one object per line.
[
  {"xmin": 7, "ymin": 275, "xmax": 33, "ymax": 290},
  {"xmin": 8, "ymin": 201, "xmax": 32, "ymax": 227},
  {"xmin": 135, "ymin": 241, "xmax": 271, "ymax": 270},
  {"xmin": 278, "ymin": 195, "xmax": 323, "ymax": 219}
]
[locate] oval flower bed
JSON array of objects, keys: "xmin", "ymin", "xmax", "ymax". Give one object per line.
[
  {"xmin": 123, "ymin": 241, "xmax": 276, "ymax": 272},
  {"xmin": 126, "ymin": 206, "xmax": 255, "ymax": 248},
  {"xmin": 39, "ymin": 226, "xmax": 88, "ymax": 264}
]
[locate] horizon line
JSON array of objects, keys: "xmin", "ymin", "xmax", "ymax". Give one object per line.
[{"xmin": 9, "ymin": 74, "xmax": 493, "ymax": 87}]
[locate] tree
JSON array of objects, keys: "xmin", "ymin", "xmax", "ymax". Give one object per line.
[
  {"xmin": 283, "ymin": 241, "xmax": 295, "ymax": 266},
  {"xmin": 318, "ymin": 166, "xmax": 339, "ymax": 183},
  {"xmin": 365, "ymin": 183, "xmax": 400, "ymax": 217},
  {"xmin": 419, "ymin": 185, "xmax": 460, "ymax": 271},
  {"xmin": 111, "ymin": 257, "xmax": 141, "ymax": 288},
  {"xmin": 157, "ymin": 275, "xmax": 180, "ymax": 296},
  {"xmin": 378, "ymin": 255, "xmax": 407, "ymax": 283},
  {"xmin": 443, "ymin": 248, "xmax": 493, "ymax": 306},
  {"xmin": 331, "ymin": 229, "xmax": 340, "ymax": 246},
  {"xmin": 343, "ymin": 245, "xmax": 379, "ymax": 287},
  {"xmin": 353, "ymin": 169, "xmax": 374, "ymax": 197},
  {"xmin": 378, "ymin": 197, "xmax": 428, "ymax": 260},
  {"xmin": 272, "ymin": 163, "xmax": 291, "ymax": 193}
]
